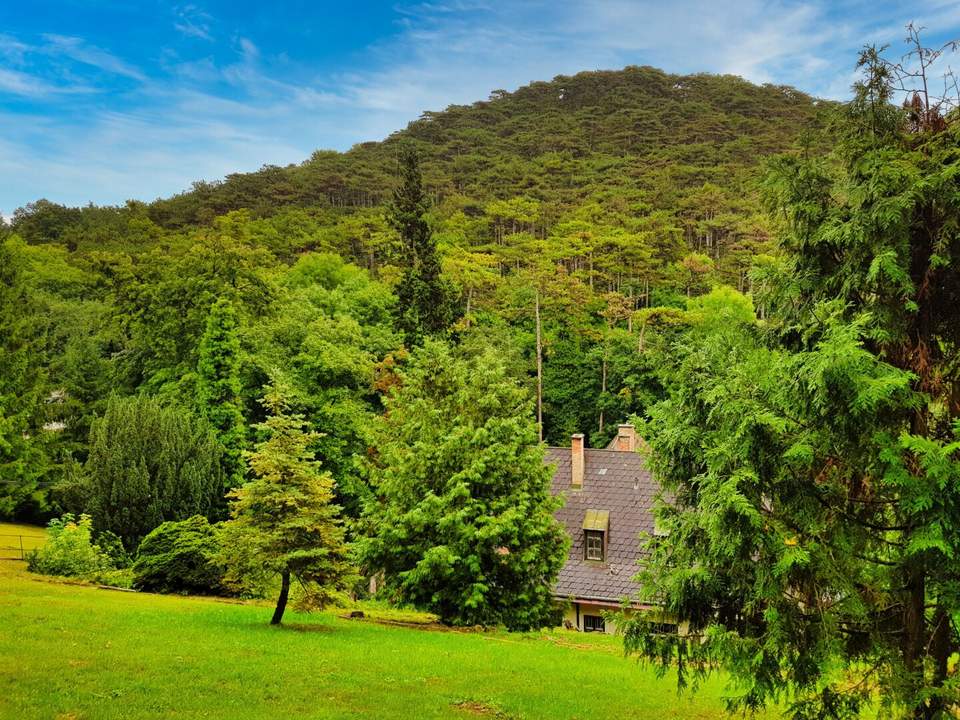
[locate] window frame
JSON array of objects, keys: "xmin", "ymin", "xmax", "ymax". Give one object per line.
[
  {"xmin": 583, "ymin": 614, "xmax": 605, "ymax": 633},
  {"xmin": 584, "ymin": 529, "xmax": 605, "ymax": 562}
]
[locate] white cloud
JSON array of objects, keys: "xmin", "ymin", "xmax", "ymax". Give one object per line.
[
  {"xmin": 174, "ymin": 4, "xmax": 214, "ymax": 41},
  {"xmin": 0, "ymin": 67, "xmax": 70, "ymax": 97},
  {"xmin": 41, "ymin": 34, "xmax": 146, "ymax": 81}
]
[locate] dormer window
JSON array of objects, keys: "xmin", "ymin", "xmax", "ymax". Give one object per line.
[
  {"xmin": 585, "ymin": 530, "xmax": 604, "ymax": 561},
  {"xmin": 582, "ymin": 509, "xmax": 609, "ymax": 562}
]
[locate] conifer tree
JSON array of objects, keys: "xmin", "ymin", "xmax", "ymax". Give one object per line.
[
  {"xmin": 0, "ymin": 238, "xmax": 47, "ymax": 518},
  {"xmin": 387, "ymin": 148, "xmax": 458, "ymax": 344},
  {"xmin": 625, "ymin": 36, "xmax": 960, "ymax": 719},
  {"xmin": 196, "ymin": 297, "xmax": 246, "ymax": 488},
  {"xmin": 359, "ymin": 340, "xmax": 568, "ymax": 630},
  {"xmin": 85, "ymin": 395, "xmax": 225, "ymax": 549},
  {"xmin": 222, "ymin": 382, "xmax": 351, "ymax": 625}
]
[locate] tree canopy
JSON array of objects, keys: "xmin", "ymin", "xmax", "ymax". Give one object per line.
[{"xmin": 624, "ymin": 41, "xmax": 960, "ymax": 720}]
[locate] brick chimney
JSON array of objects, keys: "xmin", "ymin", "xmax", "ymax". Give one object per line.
[
  {"xmin": 571, "ymin": 433, "xmax": 585, "ymax": 488},
  {"xmin": 615, "ymin": 424, "xmax": 637, "ymax": 452}
]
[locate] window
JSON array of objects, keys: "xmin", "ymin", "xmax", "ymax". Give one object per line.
[
  {"xmin": 583, "ymin": 614, "xmax": 605, "ymax": 633},
  {"xmin": 649, "ymin": 622, "xmax": 678, "ymax": 635},
  {"xmin": 584, "ymin": 530, "xmax": 604, "ymax": 561}
]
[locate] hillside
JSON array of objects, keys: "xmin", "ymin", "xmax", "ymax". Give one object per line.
[
  {"xmin": 1, "ymin": 66, "xmax": 835, "ymax": 523},
  {"xmin": 13, "ymin": 67, "xmax": 828, "ymax": 283},
  {"xmin": 145, "ymin": 65, "xmax": 827, "ymax": 232}
]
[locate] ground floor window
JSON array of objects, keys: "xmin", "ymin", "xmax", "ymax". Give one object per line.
[
  {"xmin": 649, "ymin": 622, "xmax": 678, "ymax": 635},
  {"xmin": 583, "ymin": 614, "xmax": 605, "ymax": 633}
]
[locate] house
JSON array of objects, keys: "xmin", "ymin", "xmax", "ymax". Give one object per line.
[{"xmin": 546, "ymin": 424, "xmax": 660, "ymax": 633}]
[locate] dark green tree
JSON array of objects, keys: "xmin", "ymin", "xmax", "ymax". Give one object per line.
[
  {"xmin": 0, "ymin": 238, "xmax": 47, "ymax": 519},
  {"xmin": 196, "ymin": 297, "xmax": 246, "ymax": 488},
  {"xmin": 387, "ymin": 148, "xmax": 458, "ymax": 344},
  {"xmin": 133, "ymin": 515, "xmax": 225, "ymax": 594},
  {"xmin": 85, "ymin": 395, "xmax": 225, "ymax": 550},
  {"xmin": 624, "ymin": 40, "xmax": 960, "ymax": 719},
  {"xmin": 221, "ymin": 381, "xmax": 352, "ymax": 625},
  {"xmin": 358, "ymin": 340, "xmax": 568, "ymax": 630}
]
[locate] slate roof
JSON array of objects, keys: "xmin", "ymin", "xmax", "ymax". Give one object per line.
[{"xmin": 545, "ymin": 446, "xmax": 658, "ymax": 605}]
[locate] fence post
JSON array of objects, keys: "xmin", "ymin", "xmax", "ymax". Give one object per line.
[{"xmin": 19, "ymin": 536, "xmax": 23, "ymax": 561}]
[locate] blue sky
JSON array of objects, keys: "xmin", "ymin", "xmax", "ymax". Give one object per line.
[{"xmin": 2, "ymin": 1, "xmax": 959, "ymax": 214}]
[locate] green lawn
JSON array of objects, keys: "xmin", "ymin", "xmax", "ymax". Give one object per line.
[
  {"xmin": 0, "ymin": 521, "xmax": 46, "ymax": 560},
  {"xmin": 0, "ymin": 523, "xmax": 767, "ymax": 720}
]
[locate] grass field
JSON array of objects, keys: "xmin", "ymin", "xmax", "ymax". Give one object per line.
[
  {"xmin": 0, "ymin": 521, "xmax": 46, "ymax": 560},
  {"xmin": 0, "ymin": 522, "xmax": 769, "ymax": 720}
]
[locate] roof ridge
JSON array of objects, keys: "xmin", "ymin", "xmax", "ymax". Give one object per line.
[{"xmin": 545, "ymin": 446, "xmax": 644, "ymax": 455}]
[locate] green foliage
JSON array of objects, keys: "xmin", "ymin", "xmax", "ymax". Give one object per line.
[
  {"xmin": 133, "ymin": 516, "xmax": 225, "ymax": 594},
  {"xmin": 358, "ymin": 340, "xmax": 568, "ymax": 630},
  {"xmin": 248, "ymin": 253, "xmax": 399, "ymax": 518},
  {"xmin": 0, "ymin": 238, "xmax": 48, "ymax": 520},
  {"xmin": 95, "ymin": 529, "xmax": 132, "ymax": 569},
  {"xmin": 26, "ymin": 513, "xmax": 110, "ymax": 578},
  {"xmin": 196, "ymin": 297, "xmax": 246, "ymax": 488},
  {"xmin": 221, "ymin": 381, "xmax": 352, "ymax": 623},
  {"xmin": 85, "ymin": 395, "xmax": 225, "ymax": 550},
  {"xmin": 625, "ymin": 44, "xmax": 960, "ymax": 719},
  {"xmin": 387, "ymin": 148, "xmax": 460, "ymax": 344}
]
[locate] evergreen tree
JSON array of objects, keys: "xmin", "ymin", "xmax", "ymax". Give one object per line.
[
  {"xmin": 221, "ymin": 381, "xmax": 351, "ymax": 625},
  {"xmin": 85, "ymin": 395, "xmax": 225, "ymax": 550},
  {"xmin": 358, "ymin": 340, "xmax": 568, "ymax": 630},
  {"xmin": 0, "ymin": 238, "xmax": 47, "ymax": 519},
  {"xmin": 196, "ymin": 297, "xmax": 246, "ymax": 488},
  {"xmin": 387, "ymin": 148, "xmax": 458, "ymax": 344},
  {"xmin": 624, "ymin": 41, "xmax": 960, "ymax": 719}
]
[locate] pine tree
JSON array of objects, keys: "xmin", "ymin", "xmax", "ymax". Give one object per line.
[
  {"xmin": 387, "ymin": 148, "xmax": 458, "ymax": 344},
  {"xmin": 222, "ymin": 382, "xmax": 352, "ymax": 625},
  {"xmin": 0, "ymin": 238, "xmax": 47, "ymax": 519},
  {"xmin": 358, "ymin": 340, "xmax": 568, "ymax": 630},
  {"xmin": 196, "ymin": 297, "xmax": 246, "ymax": 488}
]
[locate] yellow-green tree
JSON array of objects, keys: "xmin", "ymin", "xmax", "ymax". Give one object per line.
[{"xmin": 222, "ymin": 381, "xmax": 352, "ymax": 625}]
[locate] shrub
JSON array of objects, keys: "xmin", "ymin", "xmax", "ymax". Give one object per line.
[
  {"xmin": 132, "ymin": 516, "xmax": 226, "ymax": 594},
  {"xmin": 26, "ymin": 514, "xmax": 110, "ymax": 578},
  {"xmin": 95, "ymin": 530, "xmax": 132, "ymax": 569}
]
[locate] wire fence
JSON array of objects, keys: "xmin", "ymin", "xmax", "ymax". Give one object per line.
[{"xmin": 0, "ymin": 534, "xmax": 44, "ymax": 560}]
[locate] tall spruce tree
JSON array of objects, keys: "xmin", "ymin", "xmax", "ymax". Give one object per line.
[
  {"xmin": 387, "ymin": 148, "xmax": 458, "ymax": 344},
  {"xmin": 196, "ymin": 297, "xmax": 246, "ymax": 488},
  {"xmin": 358, "ymin": 340, "xmax": 568, "ymax": 630},
  {"xmin": 221, "ymin": 381, "xmax": 351, "ymax": 625},
  {"xmin": 624, "ymin": 39, "xmax": 960, "ymax": 719},
  {"xmin": 0, "ymin": 238, "xmax": 47, "ymax": 519}
]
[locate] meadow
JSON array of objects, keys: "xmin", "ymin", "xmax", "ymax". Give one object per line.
[{"xmin": 0, "ymin": 523, "xmax": 766, "ymax": 720}]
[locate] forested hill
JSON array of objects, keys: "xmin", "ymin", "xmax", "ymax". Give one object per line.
[
  {"xmin": 1, "ymin": 66, "xmax": 833, "ymax": 525},
  {"xmin": 144, "ymin": 66, "xmax": 825, "ymax": 225},
  {"xmin": 12, "ymin": 66, "xmax": 827, "ymax": 284}
]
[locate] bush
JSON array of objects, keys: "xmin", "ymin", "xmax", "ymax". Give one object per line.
[
  {"xmin": 132, "ymin": 516, "xmax": 226, "ymax": 594},
  {"xmin": 95, "ymin": 530, "xmax": 132, "ymax": 569},
  {"xmin": 26, "ymin": 514, "xmax": 110, "ymax": 578}
]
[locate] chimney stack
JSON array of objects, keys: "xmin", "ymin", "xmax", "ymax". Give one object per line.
[
  {"xmin": 615, "ymin": 424, "xmax": 637, "ymax": 452},
  {"xmin": 571, "ymin": 433, "xmax": 585, "ymax": 488}
]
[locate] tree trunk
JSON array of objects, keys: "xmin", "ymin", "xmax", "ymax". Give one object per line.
[
  {"xmin": 927, "ymin": 602, "xmax": 951, "ymax": 718},
  {"xmin": 535, "ymin": 289, "xmax": 543, "ymax": 442},
  {"xmin": 599, "ymin": 349, "xmax": 607, "ymax": 434},
  {"xmin": 902, "ymin": 562, "xmax": 926, "ymax": 718},
  {"xmin": 271, "ymin": 571, "xmax": 291, "ymax": 625}
]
